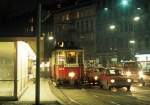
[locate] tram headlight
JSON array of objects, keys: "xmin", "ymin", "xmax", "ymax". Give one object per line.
[
  {"xmin": 139, "ymin": 71, "xmax": 144, "ymax": 78},
  {"xmin": 126, "ymin": 71, "xmax": 131, "ymax": 77},
  {"xmin": 94, "ymin": 76, "xmax": 98, "ymax": 81},
  {"xmin": 68, "ymin": 72, "xmax": 75, "ymax": 78},
  {"xmin": 110, "ymin": 79, "xmax": 115, "ymax": 83},
  {"xmin": 127, "ymin": 79, "xmax": 132, "ymax": 83}
]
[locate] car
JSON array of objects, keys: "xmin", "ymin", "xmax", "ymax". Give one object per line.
[
  {"xmin": 84, "ymin": 67, "xmax": 105, "ymax": 86},
  {"xmin": 122, "ymin": 61, "xmax": 144, "ymax": 85},
  {"xmin": 99, "ymin": 68, "xmax": 132, "ymax": 91}
]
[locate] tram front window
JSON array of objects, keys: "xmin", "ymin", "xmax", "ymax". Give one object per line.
[{"xmin": 66, "ymin": 51, "xmax": 76, "ymax": 64}]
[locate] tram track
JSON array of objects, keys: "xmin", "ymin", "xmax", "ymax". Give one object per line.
[{"xmin": 48, "ymin": 80, "xmax": 80, "ymax": 105}]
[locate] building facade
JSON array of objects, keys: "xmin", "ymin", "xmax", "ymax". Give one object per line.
[
  {"xmin": 52, "ymin": 0, "xmax": 150, "ymax": 66},
  {"xmin": 96, "ymin": 0, "xmax": 150, "ymax": 66},
  {"xmin": 53, "ymin": 3, "xmax": 97, "ymax": 60}
]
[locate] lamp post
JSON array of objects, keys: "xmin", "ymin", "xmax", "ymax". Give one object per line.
[
  {"xmin": 44, "ymin": 32, "xmax": 54, "ymax": 78},
  {"xmin": 129, "ymin": 16, "xmax": 140, "ymax": 60},
  {"xmin": 132, "ymin": 16, "xmax": 140, "ymax": 40},
  {"xmin": 36, "ymin": 0, "xmax": 41, "ymax": 104},
  {"xmin": 109, "ymin": 24, "xmax": 117, "ymax": 66},
  {"xmin": 129, "ymin": 40, "xmax": 135, "ymax": 60}
]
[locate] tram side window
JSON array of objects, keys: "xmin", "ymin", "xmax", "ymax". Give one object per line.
[
  {"xmin": 66, "ymin": 51, "xmax": 76, "ymax": 64},
  {"xmin": 57, "ymin": 51, "xmax": 65, "ymax": 65},
  {"xmin": 78, "ymin": 52, "xmax": 83, "ymax": 64}
]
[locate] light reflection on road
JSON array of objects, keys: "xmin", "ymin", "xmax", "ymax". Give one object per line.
[{"xmin": 53, "ymin": 84, "xmax": 150, "ymax": 105}]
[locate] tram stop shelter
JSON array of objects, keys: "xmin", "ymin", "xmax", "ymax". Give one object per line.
[{"xmin": 0, "ymin": 37, "xmax": 36, "ymax": 101}]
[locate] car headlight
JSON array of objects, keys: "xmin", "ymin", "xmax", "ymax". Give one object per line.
[
  {"xmin": 94, "ymin": 76, "xmax": 98, "ymax": 80},
  {"xmin": 139, "ymin": 71, "xmax": 144, "ymax": 78},
  {"xmin": 68, "ymin": 72, "xmax": 75, "ymax": 78},
  {"xmin": 126, "ymin": 71, "xmax": 131, "ymax": 77},
  {"xmin": 127, "ymin": 79, "xmax": 132, "ymax": 82},
  {"xmin": 110, "ymin": 79, "xmax": 115, "ymax": 83}
]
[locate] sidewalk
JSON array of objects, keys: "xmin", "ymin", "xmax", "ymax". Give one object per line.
[
  {"xmin": 0, "ymin": 101, "xmax": 61, "ymax": 105},
  {"xmin": 0, "ymin": 78, "xmax": 62, "ymax": 105},
  {"xmin": 19, "ymin": 78, "xmax": 58, "ymax": 102}
]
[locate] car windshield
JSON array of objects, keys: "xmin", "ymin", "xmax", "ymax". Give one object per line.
[{"xmin": 108, "ymin": 69, "xmax": 122, "ymax": 75}]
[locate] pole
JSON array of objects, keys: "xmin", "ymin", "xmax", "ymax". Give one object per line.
[
  {"xmin": 36, "ymin": 0, "xmax": 41, "ymax": 104},
  {"xmin": 132, "ymin": 22, "xmax": 135, "ymax": 60}
]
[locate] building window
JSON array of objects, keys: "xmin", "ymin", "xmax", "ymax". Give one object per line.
[
  {"xmin": 90, "ymin": 33, "xmax": 94, "ymax": 40},
  {"xmin": 124, "ymin": 22, "xmax": 128, "ymax": 32},
  {"xmin": 81, "ymin": 20, "xmax": 84, "ymax": 32},
  {"xmin": 66, "ymin": 14, "xmax": 69, "ymax": 21},
  {"xmin": 77, "ymin": 12, "xmax": 80, "ymax": 19},
  {"xmin": 90, "ymin": 19, "xmax": 94, "ymax": 31},
  {"xmin": 145, "ymin": 38, "xmax": 149, "ymax": 48},
  {"xmin": 80, "ymin": 11, "xmax": 84, "ymax": 17},
  {"xmin": 62, "ymin": 15, "xmax": 65, "ymax": 21},
  {"xmin": 76, "ymin": 21, "xmax": 79, "ymax": 30},
  {"xmin": 84, "ymin": 10, "xmax": 88, "ymax": 17},
  {"xmin": 85, "ymin": 20, "xmax": 89, "ymax": 31}
]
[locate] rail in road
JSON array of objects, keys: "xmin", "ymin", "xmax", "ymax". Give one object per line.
[
  {"xmin": 49, "ymin": 82, "xmax": 150, "ymax": 105},
  {"xmin": 49, "ymin": 81, "xmax": 81, "ymax": 105}
]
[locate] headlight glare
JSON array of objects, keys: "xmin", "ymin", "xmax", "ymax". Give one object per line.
[
  {"xmin": 110, "ymin": 79, "xmax": 115, "ymax": 83},
  {"xmin": 127, "ymin": 79, "xmax": 132, "ymax": 82},
  {"xmin": 94, "ymin": 76, "xmax": 98, "ymax": 80},
  {"xmin": 126, "ymin": 71, "xmax": 131, "ymax": 77},
  {"xmin": 68, "ymin": 72, "xmax": 75, "ymax": 78},
  {"xmin": 139, "ymin": 71, "xmax": 144, "ymax": 78}
]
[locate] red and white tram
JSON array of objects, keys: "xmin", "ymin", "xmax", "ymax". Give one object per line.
[{"xmin": 49, "ymin": 41, "xmax": 84, "ymax": 87}]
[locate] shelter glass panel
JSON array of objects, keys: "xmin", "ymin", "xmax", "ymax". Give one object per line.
[{"xmin": 0, "ymin": 42, "xmax": 15, "ymax": 96}]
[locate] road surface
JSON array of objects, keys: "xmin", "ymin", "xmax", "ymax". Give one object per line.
[{"xmin": 50, "ymin": 84, "xmax": 150, "ymax": 105}]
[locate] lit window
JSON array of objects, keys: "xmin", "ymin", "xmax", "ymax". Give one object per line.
[
  {"xmin": 31, "ymin": 26, "xmax": 34, "ymax": 32},
  {"xmin": 62, "ymin": 15, "xmax": 65, "ymax": 21},
  {"xmin": 66, "ymin": 14, "xmax": 69, "ymax": 21},
  {"xmin": 77, "ymin": 12, "xmax": 80, "ymax": 19}
]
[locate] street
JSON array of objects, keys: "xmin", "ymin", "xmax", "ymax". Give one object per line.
[{"xmin": 50, "ymin": 83, "xmax": 150, "ymax": 105}]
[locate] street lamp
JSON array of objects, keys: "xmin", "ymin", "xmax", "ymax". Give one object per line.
[
  {"xmin": 137, "ymin": 8, "xmax": 141, "ymax": 10},
  {"xmin": 104, "ymin": 7, "xmax": 108, "ymax": 11},
  {"xmin": 48, "ymin": 36, "xmax": 54, "ymax": 40},
  {"xmin": 129, "ymin": 40, "xmax": 136, "ymax": 60},
  {"xmin": 121, "ymin": 0, "xmax": 129, "ymax": 7},
  {"xmin": 109, "ymin": 25, "xmax": 116, "ymax": 30},
  {"xmin": 129, "ymin": 40, "xmax": 135, "ymax": 44},
  {"xmin": 133, "ymin": 16, "xmax": 140, "ymax": 21},
  {"xmin": 129, "ymin": 16, "xmax": 140, "ymax": 61}
]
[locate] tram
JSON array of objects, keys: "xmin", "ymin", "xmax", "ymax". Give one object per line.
[{"xmin": 49, "ymin": 41, "xmax": 84, "ymax": 87}]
